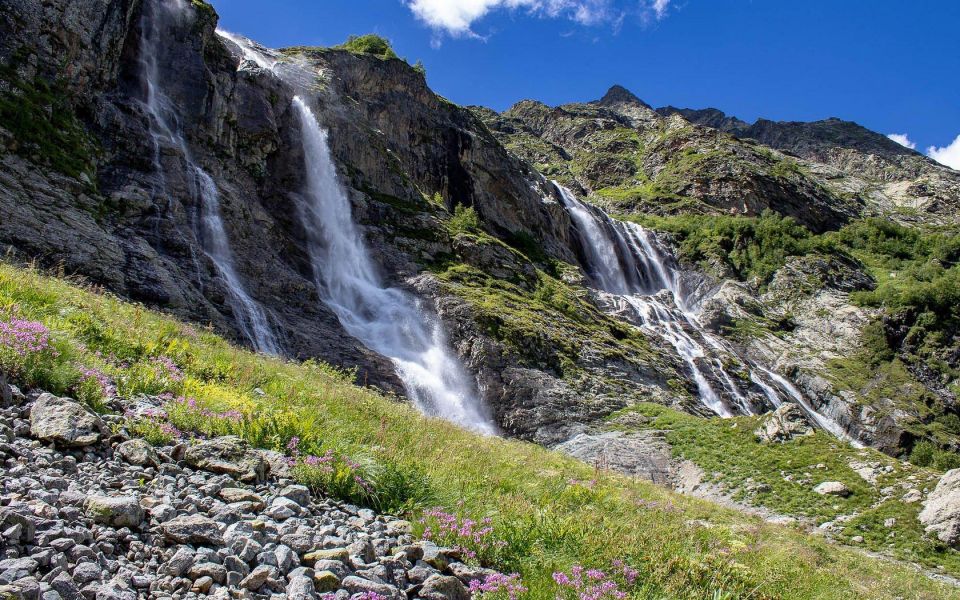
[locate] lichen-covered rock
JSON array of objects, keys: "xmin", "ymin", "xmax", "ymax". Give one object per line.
[
  {"xmin": 754, "ymin": 403, "xmax": 814, "ymax": 443},
  {"xmin": 813, "ymin": 481, "xmax": 851, "ymax": 497},
  {"xmin": 161, "ymin": 514, "xmax": 223, "ymax": 546},
  {"xmin": 29, "ymin": 393, "xmax": 106, "ymax": 447},
  {"xmin": 420, "ymin": 574, "xmax": 470, "ymax": 600},
  {"xmin": 84, "ymin": 495, "xmax": 144, "ymax": 528},
  {"xmin": 184, "ymin": 436, "xmax": 269, "ymax": 483},
  {"xmin": 115, "ymin": 438, "xmax": 160, "ymax": 467},
  {"xmin": 919, "ymin": 468, "xmax": 960, "ymax": 547}
]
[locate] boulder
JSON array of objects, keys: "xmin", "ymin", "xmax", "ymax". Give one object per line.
[
  {"xmin": 754, "ymin": 403, "xmax": 813, "ymax": 443},
  {"xmin": 813, "ymin": 481, "xmax": 851, "ymax": 497},
  {"xmin": 116, "ymin": 438, "xmax": 161, "ymax": 467},
  {"xmin": 313, "ymin": 570, "xmax": 341, "ymax": 592},
  {"xmin": 342, "ymin": 576, "xmax": 403, "ymax": 600},
  {"xmin": 85, "ymin": 495, "xmax": 144, "ymax": 528},
  {"xmin": 183, "ymin": 436, "xmax": 269, "ymax": 483},
  {"xmin": 286, "ymin": 575, "xmax": 316, "ymax": 600},
  {"xmin": 219, "ymin": 488, "xmax": 265, "ymax": 508},
  {"xmin": 161, "ymin": 514, "xmax": 223, "ymax": 546},
  {"xmin": 29, "ymin": 393, "xmax": 107, "ymax": 447},
  {"xmin": 0, "ymin": 370, "xmax": 11, "ymax": 407},
  {"xmin": 919, "ymin": 468, "xmax": 960, "ymax": 546},
  {"xmin": 420, "ymin": 574, "xmax": 470, "ymax": 600},
  {"xmin": 0, "ymin": 507, "xmax": 36, "ymax": 544}
]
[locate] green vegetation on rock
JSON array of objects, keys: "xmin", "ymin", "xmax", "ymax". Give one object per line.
[
  {"xmin": 336, "ymin": 34, "xmax": 399, "ymax": 59},
  {"xmin": 0, "ymin": 65, "xmax": 98, "ymax": 182}
]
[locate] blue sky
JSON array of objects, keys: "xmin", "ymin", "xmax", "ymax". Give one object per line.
[{"xmin": 211, "ymin": 0, "xmax": 960, "ymax": 168}]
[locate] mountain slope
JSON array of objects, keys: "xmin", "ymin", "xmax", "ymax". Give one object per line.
[
  {"xmin": 1, "ymin": 261, "xmax": 957, "ymax": 599},
  {"xmin": 656, "ymin": 105, "xmax": 960, "ymax": 224}
]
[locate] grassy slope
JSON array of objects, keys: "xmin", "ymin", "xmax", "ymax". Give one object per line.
[
  {"xmin": 608, "ymin": 403, "xmax": 959, "ymax": 574},
  {"xmin": 0, "ymin": 262, "xmax": 957, "ymax": 599}
]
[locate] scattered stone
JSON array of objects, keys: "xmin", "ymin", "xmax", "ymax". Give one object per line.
[
  {"xmin": 919, "ymin": 468, "xmax": 960, "ymax": 547},
  {"xmin": 304, "ymin": 548, "xmax": 350, "ymax": 564},
  {"xmin": 342, "ymin": 575, "xmax": 403, "ymax": 600},
  {"xmin": 0, "ymin": 370, "xmax": 11, "ymax": 407},
  {"xmin": 314, "ymin": 570, "xmax": 341, "ymax": 592},
  {"xmin": 84, "ymin": 496, "xmax": 144, "ymax": 528},
  {"xmin": 241, "ymin": 565, "xmax": 274, "ymax": 590},
  {"xmin": 29, "ymin": 393, "xmax": 107, "ymax": 447},
  {"xmin": 286, "ymin": 574, "xmax": 317, "ymax": 600},
  {"xmin": 161, "ymin": 514, "xmax": 224, "ymax": 546},
  {"xmin": 902, "ymin": 489, "xmax": 923, "ymax": 504},
  {"xmin": 220, "ymin": 488, "xmax": 265, "ymax": 508},
  {"xmin": 754, "ymin": 403, "xmax": 813, "ymax": 443},
  {"xmin": 184, "ymin": 436, "xmax": 269, "ymax": 483},
  {"xmin": 420, "ymin": 574, "xmax": 470, "ymax": 600},
  {"xmin": 0, "ymin": 384, "xmax": 509, "ymax": 600},
  {"xmin": 115, "ymin": 438, "xmax": 160, "ymax": 467},
  {"xmin": 813, "ymin": 481, "xmax": 851, "ymax": 497}
]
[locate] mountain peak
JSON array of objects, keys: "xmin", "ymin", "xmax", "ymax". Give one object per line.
[{"xmin": 598, "ymin": 85, "xmax": 650, "ymax": 109}]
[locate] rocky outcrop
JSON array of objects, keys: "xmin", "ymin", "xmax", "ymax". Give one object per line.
[
  {"xmin": 754, "ymin": 403, "xmax": 813, "ymax": 443},
  {"xmin": 28, "ymin": 393, "xmax": 107, "ymax": 448},
  {"xmin": 919, "ymin": 469, "xmax": 960, "ymax": 547},
  {"xmin": 656, "ymin": 107, "xmax": 960, "ymax": 226},
  {"xmin": 477, "ymin": 86, "xmax": 861, "ymax": 233}
]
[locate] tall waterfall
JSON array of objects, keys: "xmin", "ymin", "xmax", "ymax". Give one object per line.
[
  {"xmin": 291, "ymin": 96, "xmax": 495, "ymax": 434},
  {"xmin": 139, "ymin": 0, "xmax": 280, "ymax": 354},
  {"xmin": 556, "ymin": 184, "xmax": 855, "ymax": 440}
]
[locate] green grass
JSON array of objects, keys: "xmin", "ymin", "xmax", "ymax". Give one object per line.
[
  {"xmin": 607, "ymin": 402, "xmax": 960, "ymax": 575},
  {"xmin": 1, "ymin": 262, "xmax": 958, "ymax": 599}
]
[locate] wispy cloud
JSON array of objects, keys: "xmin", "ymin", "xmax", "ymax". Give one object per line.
[
  {"xmin": 928, "ymin": 134, "xmax": 960, "ymax": 170},
  {"xmin": 405, "ymin": 0, "xmax": 671, "ymax": 39},
  {"xmin": 887, "ymin": 133, "xmax": 916, "ymax": 150}
]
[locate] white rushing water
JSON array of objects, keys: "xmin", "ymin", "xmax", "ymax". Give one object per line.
[
  {"xmin": 555, "ymin": 183, "xmax": 853, "ymax": 440},
  {"xmin": 291, "ymin": 96, "xmax": 495, "ymax": 434},
  {"xmin": 140, "ymin": 0, "xmax": 280, "ymax": 354}
]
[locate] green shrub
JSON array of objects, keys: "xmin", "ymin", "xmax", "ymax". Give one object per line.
[
  {"xmin": 448, "ymin": 204, "xmax": 481, "ymax": 234},
  {"xmin": 337, "ymin": 34, "xmax": 398, "ymax": 59}
]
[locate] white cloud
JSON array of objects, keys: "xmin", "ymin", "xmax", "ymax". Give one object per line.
[
  {"xmin": 927, "ymin": 134, "xmax": 960, "ymax": 170},
  {"xmin": 405, "ymin": 0, "xmax": 670, "ymax": 38},
  {"xmin": 652, "ymin": 0, "xmax": 670, "ymax": 19},
  {"xmin": 887, "ymin": 133, "xmax": 916, "ymax": 150}
]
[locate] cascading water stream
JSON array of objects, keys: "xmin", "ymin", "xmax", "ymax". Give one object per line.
[
  {"xmin": 556, "ymin": 183, "xmax": 853, "ymax": 439},
  {"xmin": 139, "ymin": 0, "xmax": 280, "ymax": 354},
  {"xmin": 290, "ymin": 96, "xmax": 495, "ymax": 434}
]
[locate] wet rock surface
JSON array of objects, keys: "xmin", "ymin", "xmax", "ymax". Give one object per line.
[{"xmin": 0, "ymin": 390, "xmax": 509, "ymax": 599}]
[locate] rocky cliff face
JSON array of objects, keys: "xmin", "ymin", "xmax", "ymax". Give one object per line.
[
  {"xmin": 656, "ymin": 106, "xmax": 960, "ymax": 225},
  {"xmin": 1, "ymin": 1, "xmax": 957, "ymax": 459},
  {"xmin": 0, "ymin": 0, "xmax": 687, "ymax": 445}
]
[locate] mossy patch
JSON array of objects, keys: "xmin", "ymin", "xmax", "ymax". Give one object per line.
[{"xmin": 0, "ymin": 65, "xmax": 99, "ymax": 182}]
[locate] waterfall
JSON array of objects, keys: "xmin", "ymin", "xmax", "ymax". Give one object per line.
[
  {"xmin": 291, "ymin": 96, "xmax": 495, "ymax": 434},
  {"xmin": 139, "ymin": 0, "xmax": 280, "ymax": 354},
  {"xmin": 555, "ymin": 184, "xmax": 852, "ymax": 439}
]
